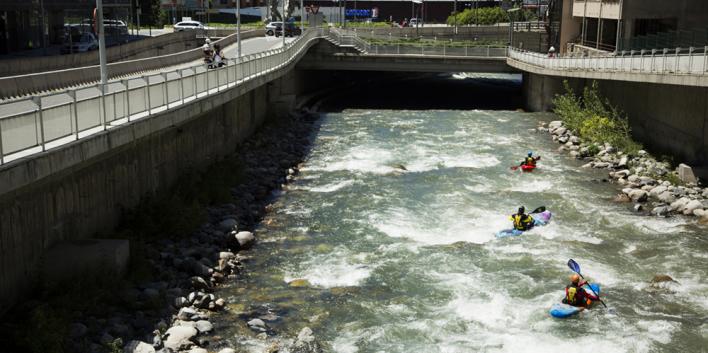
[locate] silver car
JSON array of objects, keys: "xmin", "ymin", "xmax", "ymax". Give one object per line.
[{"xmin": 265, "ymin": 21, "xmax": 282, "ymax": 36}]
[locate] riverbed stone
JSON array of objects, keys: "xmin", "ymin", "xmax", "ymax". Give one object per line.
[
  {"xmin": 218, "ymin": 218, "xmax": 238, "ymax": 231},
  {"xmin": 628, "ymin": 189, "xmax": 649, "ymax": 202},
  {"xmin": 218, "ymin": 349, "xmax": 236, "ymax": 353},
  {"xmin": 195, "ymin": 320, "xmax": 213, "ymax": 333},
  {"xmin": 549, "ymin": 121, "xmax": 563, "ymax": 129},
  {"xmin": 650, "ymin": 185, "xmax": 668, "ymax": 197},
  {"xmin": 670, "ymin": 197, "xmax": 691, "ymax": 212},
  {"xmin": 188, "ymin": 348, "xmax": 208, "ymax": 353},
  {"xmin": 163, "ymin": 326, "xmax": 198, "ymax": 351},
  {"xmin": 191, "ymin": 276, "xmax": 211, "ymax": 291},
  {"xmin": 651, "ymin": 206, "xmax": 670, "ymax": 216},
  {"xmin": 235, "ymin": 231, "xmax": 255, "ymax": 248},
  {"xmin": 683, "ymin": 200, "xmax": 704, "ymax": 215},
  {"xmin": 247, "ymin": 318, "xmax": 267, "ymax": 331},
  {"xmin": 658, "ymin": 191, "xmax": 676, "ymax": 204},
  {"xmin": 123, "ymin": 341, "xmax": 155, "ymax": 353},
  {"xmin": 177, "ymin": 307, "xmax": 198, "ymax": 321},
  {"xmin": 613, "ymin": 194, "xmax": 631, "ymax": 203},
  {"xmin": 677, "ymin": 163, "xmax": 698, "ymax": 184}
]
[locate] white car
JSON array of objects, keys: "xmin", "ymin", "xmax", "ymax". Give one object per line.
[
  {"xmin": 409, "ymin": 18, "xmax": 420, "ymax": 27},
  {"xmin": 265, "ymin": 21, "xmax": 282, "ymax": 36},
  {"xmin": 174, "ymin": 21, "xmax": 205, "ymax": 31},
  {"xmin": 61, "ymin": 32, "xmax": 98, "ymax": 54}
]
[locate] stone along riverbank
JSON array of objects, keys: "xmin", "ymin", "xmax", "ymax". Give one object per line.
[{"xmin": 2, "ymin": 109, "xmax": 322, "ymax": 353}]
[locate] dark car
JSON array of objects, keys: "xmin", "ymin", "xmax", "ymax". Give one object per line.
[{"xmin": 274, "ymin": 22, "xmax": 302, "ymax": 37}]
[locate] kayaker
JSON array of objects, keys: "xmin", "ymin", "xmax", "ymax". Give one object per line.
[
  {"xmin": 562, "ymin": 274, "xmax": 597, "ymax": 309},
  {"xmin": 510, "ymin": 206, "xmax": 534, "ymax": 231},
  {"xmin": 519, "ymin": 151, "xmax": 540, "ymax": 168}
]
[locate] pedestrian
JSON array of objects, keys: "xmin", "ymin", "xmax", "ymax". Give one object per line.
[{"xmin": 548, "ymin": 46, "xmax": 556, "ymax": 58}]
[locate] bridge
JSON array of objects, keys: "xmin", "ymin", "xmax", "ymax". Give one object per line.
[{"xmin": 1, "ymin": 25, "xmax": 707, "ymax": 313}]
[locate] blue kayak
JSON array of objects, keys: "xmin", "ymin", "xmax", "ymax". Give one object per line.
[
  {"xmin": 549, "ymin": 283, "xmax": 601, "ymax": 318},
  {"xmin": 496, "ymin": 211, "xmax": 552, "ymax": 238}
]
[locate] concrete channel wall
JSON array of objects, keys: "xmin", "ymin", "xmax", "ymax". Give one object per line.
[
  {"xmin": 0, "ymin": 42, "xmax": 314, "ymax": 314},
  {"xmin": 0, "ymin": 29, "xmax": 265, "ymax": 99},
  {"xmin": 523, "ymin": 72, "xmax": 708, "ymax": 174}
]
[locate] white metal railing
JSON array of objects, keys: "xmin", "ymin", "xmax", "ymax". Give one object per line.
[
  {"xmin": 0, "ymin": 28, "xmax": 325, "ymax": 166},
  {"xmin": 509, "ymin": 46, "xmax": 708, "ymax": 76},
  {"xmin": 327, "ymin": 28, "xmax": 509, "ymax": 57}
]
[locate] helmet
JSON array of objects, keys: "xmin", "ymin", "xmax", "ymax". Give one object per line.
[
  {"xmin": 570, "ymin": 274, "xmax": 580, "ymax": 284},
  {"xmin": 528, "ymin": 151, "xmax": 533, "ymax": 157},
  {"xmin": 205, "ymin": 38, "xmax": 211, "ymax": 44},
  {"xmin": 518, "ymin": 206, "xmax": 525, "ymax": 214}
]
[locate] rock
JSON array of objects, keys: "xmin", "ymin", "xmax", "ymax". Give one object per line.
[
  {"xmin": 218, "ymin": 349, "xmax": 236, "ymax": 353},
  {"xmin": 288, "ymin": 279, "xmax": 310, "ymax": 287},
  {"xmin": 593, "ymin": 162, "xmax": 611, "ymax": 169},
  {"xmin": 69, "ymin": 323, "xmax": 88, "ymax": 338},
  {"xmin": 581, "ymin": 162, "xmax": 593, "ymax": 168},
  {"xmin": 219, "ymin": 251, "xmax": 235, "ymax": 260},
  {"xmin": 670, "ymin": 197, "xmax": 691, "ymax": 212},
  {"xmin": 177, "ymin": 307, "xmax": 198, "ymax": 321},
  {"xmin": 628, "ymin": 189, "xmax": 649, "ymax": 202},
  {"xmin": 188, "ymin": 348, "xmax": 208, "ymax": 353},
  {"xmin": 214, "ymin": 298, "xmax": 226, "ymax": 310},
  {"xmin": 235, "ymin": 231, "xmax": 255, "ymax": 248},
  {"xmin": 174, "ymin": 297, "xmax": 189, "ymax": 308},
  {"xmin": 693, "ymin": 209, "xmax": 707, "ymax": 217},
  {"xmin": 613, "ymin": 194, "xmax": 631, "ymax": 203},
  {"xmin": 614, "ymin": 169, "xmax": 630, "ymax": 178},
  {"xmin": 123, "ymin": 341, "xmax": 156, "ymax": 353},
  {"xmin": 548, "ymin": 121, "xmax": 563, "ymax": 129},
  {"xmin": 553, "ymin": 127, "xmax": 567, "ymax": 136},
  {"xmin": 627, "ymin": 174, "xmax": 640, "ymax": 183},
  {"xmin": 617, "ymin": 156, "xmax": 628, "ymax": 168},
  {"xmin": 558, "ymin": 135, "xmax": 569, "ymax": 144},
  {"xmin": 569, "ymin": 150, "xmax": 579, "ymax": 158},
  {"xmin": 651, "ymin": 206, "xmax": 670, "ymax": 216},
  {"xmin": 191, "ymin": 276, "xmax": 211, "ymax": 291},
  {"xmin": 649, "ymin": 274, "xmax": 680, "ymax": 291},
  {"xmin": 195, "ymin": 320, "xmax": 213, "ymax": 334},
  {"xmin": 638, "ymin": 150, "xmax": 647, "ymax": 156},
  {"xmin": 163, "ymin": 326, "xmax": 198, "ymax": 351},
  {"xmin": 657, "ymin": 191, "xmax": 676, "ymax": 204},
  {"xmin": 247, "ymin": 318, "xmax": 267, "ymax": 331},
  {"xmin": 651, "ymin": 274, "xmax": 677, "ymax": 284},
  {"xmin": 569, "ymin": 136, "xmax": 580, "ymax": 145},
  {"xmin": 683, "ymin": 200, "xmax": 704, "ymax": 215},
  {"xmin": 649, "ymin": 185, "xmax": 668, "ymax": 197},
  {"xmin": 677, "ymin": 163, "xmax": 698, "ymax": 184},
  {"xmin": 290, "ymin": 327, "xmax": 323, "ymax": 353},
  {"xmin": 702, "ymin": 189, "xmax": 708, "ymax": 198},
  {"xmin": 218, "ymin": 218, "xmax": 238, "ymax": 231},
  {"xmin": 700, "ymin": 215, "xmax": 708, "ymax": 225},
  {"xmin": 633, "ymin": 204, "xmax": 643, "ymax": 212}
]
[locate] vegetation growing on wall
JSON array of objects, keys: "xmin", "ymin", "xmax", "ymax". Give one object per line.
[{"xmin": 553, "ymin": 81, "xmax": 642, "ymax": 155}]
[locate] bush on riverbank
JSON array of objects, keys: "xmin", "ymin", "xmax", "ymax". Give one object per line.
[
  {"xmin": 446, "ymin": 7, "xmax": 538, "ymax": 26},
  {"xmin": 553, "ymin": 81, "xmax": 642, "ymax": 155}
]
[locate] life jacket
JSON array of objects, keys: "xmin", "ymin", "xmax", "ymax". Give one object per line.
[
  {"xmin": 565, "ymin": 284, "xmax": 592, "ymax": 307},
  {"xmin": 524, "ymin": 156, "xmax": 536, "ymax": 166},
  {"xmin": 512, "ymin": 213, "xmax": 533, "ymax": 230}
]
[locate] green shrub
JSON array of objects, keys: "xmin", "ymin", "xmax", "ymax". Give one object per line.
[
  {"xmin": 552, "ymin": 80, "xmax": 642, "ymax": 156},
  {"xmin": 446, "ymin": 7, "xmax": 508, "ymax": 26}
]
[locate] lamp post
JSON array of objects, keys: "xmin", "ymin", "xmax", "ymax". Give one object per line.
[
  {"xmin": 453, "ymin": 0, "xmax": 457, "ymax": 35},
  {"xmin": 506, "ymin": 7, "xmax": 520, "ymax": 48},
  {"xmin": 96, "ymin": 0, "xmax": 107, "ymax": 85},
  {"xmin": 233, "ymin": 0, "xmax": 241, "ymax": 58},
  {"xmin": 282, "ymin": 0, "xmax": 285, "ymax": 48}
]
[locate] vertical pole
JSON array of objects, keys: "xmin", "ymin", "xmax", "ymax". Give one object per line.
[
  {"xmin": 71, "ymin": 91, "xmax": 79, "ymax": 139},
  {"xmin": 453, "ymin": 0, "xmax": 457, "ymax": 35},
  {"xmin": 124, "ymin": 79, "xmax": 131, "ymax": 121},
  {"xmin": 301, "ymin": 0, "xmax": 304, "ymax": 30},
  {"xmin": 146, "ymin": 77, "xmax": 152, "ymax": 115},
  {"xmin": 101, "ymin": 84, "xmax": 107, "ymax": 130},
  {"xmin": 0, "ymin": 113, "xmax": 4, "ymax": 164},
  {"xmin": 282, "ymin": 0, "xmax": 286, "ymax": 48},
  {"xmin": 96, "ymin": 0, "xmax": 108, "ymax": 86},
  {"xmin": 179, "ymin": 70, "xmax": 185, "ymax": 105},
  {"xmin": 35, "ymin": 97, "xmax": 46, "ymax": 151}
]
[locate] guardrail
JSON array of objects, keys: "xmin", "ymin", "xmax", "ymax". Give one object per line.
[
  {"xmin": 509, "ymin": 46, "xmax": 708, "ymax": 75},
  {"xmin": 0, "ymin": 28, "xmax": 322, "ymax": 166},
  {"xmin": 328, "ymin": 28, "xmax": 509, "ymax": 57}
]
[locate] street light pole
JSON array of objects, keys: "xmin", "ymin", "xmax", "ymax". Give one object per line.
[
  {"xmin": 234, "ymin": 0, "xmax": 241, "ymax": 58},
  {"xmin": 282, "ymin": 0, "xmax": 286, "ymax": 48},
  {"xmin": 453, "ymin": 0, "xmax": 457, "ymax": 35},
  {"xmin": 96, "ymin": 0, "xmax": 107, "ymax": 85},
  {"xmin": 300, "ymin": 0, "xmax": 304, "ymax": 30}
]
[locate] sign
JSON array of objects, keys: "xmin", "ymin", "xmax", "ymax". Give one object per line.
[{"xmin": 345, "ymin": 9, "xmax": 371, "ymax": 18}]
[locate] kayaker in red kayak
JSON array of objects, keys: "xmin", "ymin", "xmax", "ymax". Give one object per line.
[{"xmin": 519, "ymin": 151, "xmax": 541, "ymax": 170}]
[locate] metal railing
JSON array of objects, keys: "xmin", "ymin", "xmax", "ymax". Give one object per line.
[
  {"xmin": 0, "ymin": 28, "xmax": 325, "ymax": 166},
  {"xmin": 509, "ymin": 46, "xmax": 708, "ymax": 76},
  {"xmin": 327, "ymin": 28, "xmax": 508, "ymax": 58}
]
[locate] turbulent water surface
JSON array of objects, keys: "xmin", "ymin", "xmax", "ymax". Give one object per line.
[{"xmin": 211, "ymin": 87, "xmax": 708, "ymax": 352}]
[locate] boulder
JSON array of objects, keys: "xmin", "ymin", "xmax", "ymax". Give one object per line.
[
  {"xmin": 218, "ymin": 218, "xmax": 238, "ymax": 231},
  {"xmin": 677, "ymin": 163, "xmax": 698, "ymax": 184},
  {"xmin": 188, "ymin": 348, "xmax": 208, "ymax": 353},
  {"xmin": 683, "ymin": 200, "xmax": 704, "ymax": 215},
  {"xmin": 633, "ymin": 204, "xmax": 644, "ymax": 212},
  {"xmin": 218, "ymin": 349, "xmax": 237, "ymax": 353},
  {"xmin": 649, "ymin": 185, "xmax": 668, "ymax": 197},
  {"xmin": 657, "ymin": 191, "xmax": 676, "ymax": 204},
  {"xmin": 247, "ymin": 318, "xmax": 267, "ymax": 331},
  {"xmin": 548, "ymin": 121, "xmax": 563, "ymax": 129},
  {"xmin": 290, "ymin": 327, "xmax": 323, "ymax": 353},
  {"xmin": 614, "ymin": 169, "xmax": 630, "ymax": 178},
  {"xmin": 693, "ymin": 209, "xmax": 707, "ymax": 217},
  {"xmin": 553, "ymin": 127, "xmax": 568, "ymax": 136},
  {"xmin": 235, "ymin": 231, "xmax": 255, "ymax": 248},
  {"xmin": 628, "ymin": 189, "xmax": 649, "ymax": 202},
  {"xmin": 163, "ymin": 326, "xmax": 198, "ymax": 351},
  {"xmin": 613, "ymin": 194, "xmax": 631, "ymax": 203},
  {"xmin": 651, "ymin": 206, "xmax": 670, "ymax": 216},
  {"xmin": 617, "ymin": 156, "xmax": 628, "ymax": 168},
  {"xmin": 191, "ymin": 276, "xmax": 212, "ymax": 291},
  {"xmin": 670, "ymin": 197, "xmax": 691, "ymax": 212},
  {"xmin": 123, "ymin": 341, "xmax": 155, "ymax": 353},
  {"xmin": 195, "ymin": 320, "xmax": 214, "ymax": 334},
  {"xmin": 177, "ymin": 307, "xmax": 198, "ymax": 321}
]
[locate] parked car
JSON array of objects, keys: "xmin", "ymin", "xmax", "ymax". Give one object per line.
[
  {"xmin": 409, "ymin": 18, "xmax": 420, "ymax": 27},
  {"xmin": 174, "ymin": 21, "xmax": 205, "ymax": 31},
  {"xmin": 79, "ymin": 18, "xmax": 128, "ymax": 36},
  {"xmin": 61, "ymin": 32, "xmax": 98, "ymax": 54},
  {"xmin": 274, "ymin": 22, "xmax": 302, "ymax": 37},
  {"xmin": 265, "ymin": 21, "xmax": 282, "ymax": 36}
]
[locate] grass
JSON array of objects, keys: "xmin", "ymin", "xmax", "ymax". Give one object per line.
[{"xmin": 552, "ymin": 81, "xmax": 642, "ymax": 155}]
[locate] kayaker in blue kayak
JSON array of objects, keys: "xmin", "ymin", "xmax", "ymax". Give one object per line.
[
  {"xmin": 510, "ymin": 206, "xmax": 535, "ymax": 231},
  {"xmin": 562, "ymin": 274, "xmax": 598, "ymax": 310}
]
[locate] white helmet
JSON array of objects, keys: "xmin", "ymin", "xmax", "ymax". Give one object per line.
[{"xmin": 205, "ymin": 38, "xmax": 211, "ymax": 44}]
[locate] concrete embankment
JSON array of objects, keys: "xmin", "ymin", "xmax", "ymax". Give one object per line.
[{"xmin": 522, "ymin": 72, "xmax": 708, "ymax": 178}]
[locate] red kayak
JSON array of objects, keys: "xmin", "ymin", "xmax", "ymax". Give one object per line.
[{"xmin": 521, "ymin": 164, "xmax": 536, "ymax": 172}]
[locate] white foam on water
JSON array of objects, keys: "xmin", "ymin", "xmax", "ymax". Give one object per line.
[
  {"xmin": 283, "ymin": 248, "xmax": 374, "ymax": 288},
  {"xmin": 306, "ymin": 179, "xmax": 357, "ymax": 193},
  {"xmin": 505, "ymin": 179, "xmax": 555, "ymax": 193}
]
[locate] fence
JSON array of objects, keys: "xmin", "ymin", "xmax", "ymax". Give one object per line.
[
  {"xmin": 0, "ymin": 28, "xmax": 322, "ymax": 166},
  {"xmin": 509, "ymin": 46, "xmax": 708, "ymax": 76}
]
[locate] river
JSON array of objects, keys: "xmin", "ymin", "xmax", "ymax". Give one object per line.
[{"xmin": 210, "ymin": 75, "xmax": 708, "ymax": 353}]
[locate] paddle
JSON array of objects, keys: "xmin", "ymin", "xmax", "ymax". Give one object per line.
[
  {"xmin": 530, "ymin": 206, "xmax": 546, "ymax": 214},
  {"xmin": 567, "ymin": 259, "xmax": 608, "ymax": 309}
]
